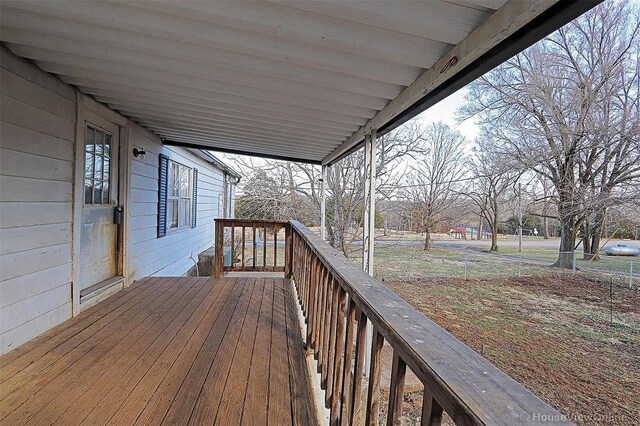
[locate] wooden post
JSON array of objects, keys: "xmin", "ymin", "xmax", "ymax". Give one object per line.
[
  {"xmin": 285, "ymin": 222, "xmax": 293, "ymax": 278},
  {"xmin": 214, "ymin": 219, "xmax": 224, "ymax": 278}
]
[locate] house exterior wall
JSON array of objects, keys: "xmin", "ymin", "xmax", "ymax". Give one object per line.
[
  {"xmin": 126, "ymin": 125, "xmax": 225, "ymax": 281},
  {"xmin": 0, "ymin": 50, "xmax": 75, "ymax": 353},
  {"xmin": 0, "ymin": 49, "xmax": 233, "ymax": 354}
]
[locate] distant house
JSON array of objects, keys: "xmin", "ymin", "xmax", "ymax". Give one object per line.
[{"xmin": 0, "ymin": 49, "xmax": 239, "ymax": 354}]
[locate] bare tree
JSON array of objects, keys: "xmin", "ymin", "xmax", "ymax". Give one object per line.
[
  {"xmin": 460, "ymin": 1, "xmax": 640, "ymax": 268},
  {"xmin": 227, "ymin": 120, "xmax": 423, "ymax": 256},
  {"xmin": 465, "ymin": 136, "xmax": 519, "ymax": 251},
  {"xmin": 404, "ymin": 121, "xmax": 467, "ymax": 250}
]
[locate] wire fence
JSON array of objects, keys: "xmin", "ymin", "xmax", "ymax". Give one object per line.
[{"xmin": 347, "ymin": 246, "xmax": 639, "ymax": 289}]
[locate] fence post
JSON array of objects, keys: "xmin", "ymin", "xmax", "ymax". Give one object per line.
[
  {"xmin": 408, "ymin": 255, "xmax": 412, "ymax": 280},
  {"xmin": 572, "ymin": 251, "xmax": 577, "ymax": 275},
  {"xmin": 464, "ymin": 255, "xmax": 468, "ymax": 281},
  {"xmin": 630, "ymin": 260, "xmax": 634, "ymax": 288}
]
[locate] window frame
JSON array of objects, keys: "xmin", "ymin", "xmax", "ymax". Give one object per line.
[{"xmin": 166, "ymin": 159, "xmax": 194, "ymax": 232}]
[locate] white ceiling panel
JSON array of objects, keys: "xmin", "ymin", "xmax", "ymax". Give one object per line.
[{"xmin": 0, "ymin": 0, "xmax": 599, "ymax": 164}]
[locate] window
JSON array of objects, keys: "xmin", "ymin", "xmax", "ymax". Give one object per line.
[
  {"xmin": 84, "ymin": 125, "xmax": 112, "ymax": 205},
  {"xmin": 167, "ymin": 161, "xmax": 192, "ymax": 230},
  {"xmin": 157, "ymin": 154, "xmax": 198, "ymax": 238}
]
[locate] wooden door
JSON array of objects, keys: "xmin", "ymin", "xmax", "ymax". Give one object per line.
[{"xmin": 79, "ymin": 114, "xmax": 120, "ymax": 291}]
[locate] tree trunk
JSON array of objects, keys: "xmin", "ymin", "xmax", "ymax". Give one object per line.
[
  {"xmin": 588, "ymin": 207, "xmax": 606, "ymax": 261},
  {"xmin": 424, "ymin": 227, "xmax": 431, "ymax": 250},
  {"xmin": 553, "ymin": 211, "xmax": 576, "ymax": 269},
  {"xmin": 582, "ymin": 222, "xmax": 594, "ymax": 260},
  {"xmin": 490, "ymin": 208, "xmax": 499, "ymax": 251},
  {"xmin": 543, "ymin": 216, "xmax": 549, "ymax": 239}
]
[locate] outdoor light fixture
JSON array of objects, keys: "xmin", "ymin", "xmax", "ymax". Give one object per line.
[{"xmin": 133, "ymin": 147, "xmax": 146, "ymax": 158}]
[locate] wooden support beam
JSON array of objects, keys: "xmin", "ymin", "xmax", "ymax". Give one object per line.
[{"xmin": 322, "ymin": 0, "xmax": 600, "ymax": 165}]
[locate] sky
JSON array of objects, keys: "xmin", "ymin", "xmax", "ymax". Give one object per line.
[
  {"xmin": 413, "ymin": 87, "xmax": 479, "ymax": 142},
  {"xmin": 219, "ymin": 86, "xmax": 479, "ymax": 168}
]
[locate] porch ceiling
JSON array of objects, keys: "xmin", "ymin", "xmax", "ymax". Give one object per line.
[{"xmin": 0, "ymin": 0, "xmax": 598, "ymax": 164}]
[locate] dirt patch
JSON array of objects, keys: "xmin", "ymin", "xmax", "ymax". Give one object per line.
[{"xmin": 377, "ymin": 275, "xmax": 639, "ymax": 425}]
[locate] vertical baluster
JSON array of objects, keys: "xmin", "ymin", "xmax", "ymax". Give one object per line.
[
  {"xmin": 321, "ymin": 275, "xmax": 335, "ymax": 390},
  {"xmin": 305, "ymin": 249, "xmax": 313, "ymax": 321},
  {"xmin": 312, "ymin": 263, "xmax": 324, "ymax": 351},
  {"xmin": 330, "ymin": 287, "xmax": 347, "ymax": 424},
  {"xmin": 307, "ymin": 247, "xmax": 313, "ymax": 313},
  {"xmin": 325, "ymin": 278, "xmax": 339, "ymax": 406},
  {"xmin": 387, "ymin": 351, "xmax": 407, "ymax": 426},
  {"xmin": 294, "ymin": 236, "xmax": 300, "ymax": 285},
  {"xmin": 263, "ymin": 226, "xmax": 267, "ymax": 270},
  {"xmin": 302, "ymin": 246, "xmax": 308, "ymax": 314},
  {"xmin": 340, "ymin": 299, "xmax": 356, "ymax": 424},
  {"xmin": 273, "ymin": 225, "xmax": 278, "ymax": 271},
  {"xmin": 306, "ymin": 256, "xmax": 317, "ymax": 346},
  {"xmin": 420, "ymin": 390, "xmax": 443, "ymax": 426},
  {"xmin": 365, "ymin": 330, "xmax": 384, "ymax": 426},
  {"xmin": 350, "ymin": 310, "xmax": 368, "ymax": 425},
  {"xmin": 241, "ymin": 226, "xmax": 245, "ymax": 271},
  {"xmin": 317, "ymin": 267, "xmax": 328, "ymax": 370},
  {"xmin": 230, "ymin": 223, "xmax": 235, "ymax": 270},
  {"xmin": 252, "ymin": 224, "xmax": 257, "ymax": 270}
]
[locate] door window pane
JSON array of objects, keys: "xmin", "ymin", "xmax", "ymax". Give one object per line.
[{"xmin": 84, "ymin": 124, "xmax": 113, "ymax": 205}]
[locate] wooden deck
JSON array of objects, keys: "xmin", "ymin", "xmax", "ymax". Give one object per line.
[{"xmin": 0, "ymin": 276, "xmax": 317, "ymax": 425}]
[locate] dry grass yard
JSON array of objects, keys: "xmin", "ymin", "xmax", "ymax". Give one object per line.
[{"xmin": 377, "ymin": 275, "xmax": 639, "ymax": 425}]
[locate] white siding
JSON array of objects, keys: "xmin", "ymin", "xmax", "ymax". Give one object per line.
[
  {"xmin": 0, "ymin": 50, "xmax": 75, "ymax": 353},
  {"xmin": 127, "ymin": 124, "xmax": 225, "ymax": 282},
  {"xmin": 0, "ymin": 47, "xmax": 231, "ymax": 355}
]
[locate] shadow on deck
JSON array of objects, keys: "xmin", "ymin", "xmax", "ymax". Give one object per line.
[{"xmin": 0, "ymin": 276, "xmax": 317, "ymax": 425}]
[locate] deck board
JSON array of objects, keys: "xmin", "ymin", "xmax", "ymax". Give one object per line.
[{"xmin": 0, "ymin": 276, "xmax": 317, "ymax": 426}]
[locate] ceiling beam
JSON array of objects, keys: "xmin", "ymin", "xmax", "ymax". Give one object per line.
[
  {"xmin": 163, "ymin": 139, "xmax": 322, "ymax": 165},
  {"xmin": 322, "ymin": 0, "xmax": 602, "ymax": 165}
]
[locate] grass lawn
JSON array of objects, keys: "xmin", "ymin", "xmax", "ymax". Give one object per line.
[
  {"xmin": 369, "ymin": 245, "xmax": 554, "ymax": 281},
  {"xmin": 380, "ymin": 275, "xmax": 639, "ymax": 425}
]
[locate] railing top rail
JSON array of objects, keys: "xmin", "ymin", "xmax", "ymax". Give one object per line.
[
  {"xmin": 215, "ymin": 218, "xmax": 287, "ymax": 226},
  {"xmin": 289, "ymin": 220, "xmax": 571, "ymax": 425}
]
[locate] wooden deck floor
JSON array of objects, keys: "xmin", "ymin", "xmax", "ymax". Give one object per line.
[{"xmin": 0, "ymin": 276, "xmax": 317, "ymax": 425}]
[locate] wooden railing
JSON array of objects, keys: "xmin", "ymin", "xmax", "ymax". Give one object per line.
[
  {"xmin": 214, "ymin": 219, "xmax": 291, "ymax": 278},
  {"xmin": 288, "ymin": 220, "xmax": 572, "ymax": 426}
]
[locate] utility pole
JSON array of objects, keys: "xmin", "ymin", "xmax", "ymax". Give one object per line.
[{"xmin": 518, "ymin": 182, "xmax": 523, "ymax": 253}]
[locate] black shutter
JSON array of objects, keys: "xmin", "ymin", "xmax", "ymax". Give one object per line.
[
  {"xmin": 157, "ymin": 153, "xmax": 169, "ymax": 238},
  {"xmin": 192, "ymin": 168, "xmax": 198, "ymax": 228}
]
